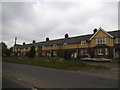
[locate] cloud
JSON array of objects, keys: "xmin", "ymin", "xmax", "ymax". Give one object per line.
[{"xmin": 2, "ymin": 1, "xmax": 118, "ymax": 48}]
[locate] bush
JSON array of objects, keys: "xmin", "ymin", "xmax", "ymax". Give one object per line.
[
  {"xmin": 28, "ymin": 46, "xmax": 36, "ymax": 58},
  {"xmin": 63, "ymin": 50, "xmax": 72, "ymax": 60},
  {"xmin": 77, "ymin": 54, "xmax": 90, "ymax": 58}
]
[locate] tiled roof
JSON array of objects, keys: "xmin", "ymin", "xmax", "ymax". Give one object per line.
[
  {"xmin": 114, "ymin": 44, "xmax": 120, "ymax": 49},
  {"xmin": 108, "ymin": 30, "xmax": 120, "ymax": 38},
  {"xmin": 15, "ymin": 30, "xmax": 119, "ymax": 48}
]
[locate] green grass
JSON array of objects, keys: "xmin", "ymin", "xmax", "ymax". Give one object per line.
[
  {"xmin": 2, "ymin": 57, "xmax": 110, "ymax": 70},
  {"xmin": 111, "ymin": 58, "xmax": 120, "ymax": 63}
]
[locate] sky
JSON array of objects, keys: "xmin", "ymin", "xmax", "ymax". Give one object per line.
[{"xmin": 1, "ymin": 0, "xmax": 119, "ymax": 48}]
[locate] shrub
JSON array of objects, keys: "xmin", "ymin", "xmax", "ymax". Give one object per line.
[
  {"xmin": 63, "ymin": 50, "xmax": 72, "ymax": 60},
  {"xmin": 28, "ymin": 46, "xmax": 36, "ymax": 58},
  {"xmin": 77, "ymin": 54, "xmax": 90, "ymax": 58}
]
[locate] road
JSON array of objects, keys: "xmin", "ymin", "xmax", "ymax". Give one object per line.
[
  {"xmin": 2, "ymin": 62, "xmax": 119, "ymax": 88},
  {"xmin": 2, "ymin": 75, "xmax": 33, "ymax": 88}
]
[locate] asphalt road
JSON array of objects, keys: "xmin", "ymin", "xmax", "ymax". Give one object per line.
[
  {"xmin": 2, "ymin": 62, "xmax": 119, "ymax": 88},
  {"xmin": 2, "ymin": 75, "xmax": 32, "ymax": 88}
]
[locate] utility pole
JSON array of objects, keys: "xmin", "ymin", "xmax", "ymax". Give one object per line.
[{"xmin": 14, "ymin": 37, "xmax": 17, "ymax": 56}]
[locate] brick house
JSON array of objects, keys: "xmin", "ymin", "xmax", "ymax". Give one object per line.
[{"xmin": 13, "ymin": 27, "xmax": 120, "ymax": 59}]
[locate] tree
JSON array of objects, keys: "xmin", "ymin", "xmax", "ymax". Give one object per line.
[
  {"xmin": 28, "ymin": 46, "xmax": 36, "ymax": 58},
  {"xmin": 1, "ymin": 42, "xmax": 10, "ymax": 57}
]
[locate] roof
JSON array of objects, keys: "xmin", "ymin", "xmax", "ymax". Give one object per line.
[
  {"xmin": 89, "ymin": 27, "xmax": 114, "ymax": 40},
  {"xmin": 107, "ymin": 30, "xmax": 120, "ymax": 38},
  {"xmin": 94, "ymin": 44, "xmax": 110, "ymax": 48},
  {"xmin": 114, "ymin": 44, "xmax": 120, "ymax": 49},
  {"xmin": 15, "ymin": 29, "xmax": 119, "ymax": 49}
]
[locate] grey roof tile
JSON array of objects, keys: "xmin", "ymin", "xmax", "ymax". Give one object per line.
[
  {"xmin": 15, "ymin": 30, "xmax": 119, "ymax": 49},
  {"xmin": 108, "ymin": 30, "xmax": 120, "ymax": 38}
]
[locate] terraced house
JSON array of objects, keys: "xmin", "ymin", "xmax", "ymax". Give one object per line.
[{"xmin": 13, "ymin": 27, "xmax": 120, "ymax": 59}]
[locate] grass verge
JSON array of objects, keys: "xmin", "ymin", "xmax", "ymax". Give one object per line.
[
  {"xmin": 2, "ymin": 57, "xmax": 110, "ymax": 70},
  {"xmin": 111, "ymin": 58, "xmax": 120, "ymax": 63}
]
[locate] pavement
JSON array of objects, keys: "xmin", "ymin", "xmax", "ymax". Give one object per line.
[{"xmin": 2, "ymin": 62, "xmax": 119, "ymax": 88}]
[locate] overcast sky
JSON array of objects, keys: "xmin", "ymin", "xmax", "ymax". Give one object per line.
[{"xmin": 1, "ymin": 0, "xmax": 119, "ymax": 48}]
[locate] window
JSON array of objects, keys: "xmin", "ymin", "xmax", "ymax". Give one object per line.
[
  {"xmin": 24, "ymin": 47, "xmax": 26, "ymax": 50},
  {"xmin": 97, "ymin": 48, "xmax": 104, "ymax": 55},
  {"xmin": 35, "ymin": 46, "xmax": 38, "ymax": 51},
  {"xmin": 63, "ymin": 43, "xmax": 68, "ymax": 46},
  {"xmin": 42, "ymin": 45, "xmax": 45, "ymax": 48},
  {"xmin": 105, "ymin": 48, "xmax": 108, "ymax": 55},
  {"xmin": 81, "ymin": 50, "xmax": 87, "ymax": 55},
  {"xmin": 96, "ymin": 37, "xmax": 106, "ymax": 44},
  {"xmin": 53, "ymin": 44, "xmax": 57, "ymax": 47},
  {"xmin": 81, "ymin": 41, "xmax": 86, "ymax": 45},
  {"xmin": 42, "ymin": 52, "xmax": 45, "ymax": 56},
  {"xmin": 53, "ymin": 51, "xmax": 57, "ymax": 56},
  {"xmin": 28, "ymin": 47, "xmax": 31, "ymax": 50},
  {"xmin": 116, "ymin": 38, "xmax": 120, "ymax": 43}
]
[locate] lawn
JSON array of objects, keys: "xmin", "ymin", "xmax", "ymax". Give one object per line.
[{"xmin": 2, "ymin": 57, "xmax": 110, "ymax": 70}]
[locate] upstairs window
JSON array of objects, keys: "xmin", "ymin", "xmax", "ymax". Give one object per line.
[
  {"xmin": 81, "ymin": 41, "xmax": 86, "ymax": 45},
  {"xmin": 26, "ymin": 47, "xmax": 28, "ymax": 49},
  {"xmin": 35, "ymin": 46, "xmax": 38, "ymax": 51},
  {"xmin": 63, "ymin": 43, "xmax": 68, "ymax": 46},
  {"xmin": 53, "ymin": 44, "xmax": 57, "ymax": 47},
  {"xmin": 28, "ymin": 47, "xmax": 31, "ymax": 50},
  {"xmin": 96, "ymin": 37, "xmax": 106, "ymax": 44},
  {"xmin": 116, "ymin": 38, "xmax": 120, "ymax": 44},
  {"xmin": 42, "ymin": 45, "xmax": 45, "ymax": 48}
]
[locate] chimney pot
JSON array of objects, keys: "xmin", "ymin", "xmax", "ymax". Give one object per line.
[
  {"xmin": 93, "ymin": 28, "xmax": 97, "ymax": 34},
  {"xmin": 65, "ymin": 33, "xmax": 69, "ymax": 38},
  {"xmin": 46, "ymin": 37, "xmax": 49, "ymax": 41},
  {"xmin": 23, "ymin": 42, "xmax": 25, "ymax": 45},
  {"xmin": 33, "ymin": 40, "xmax": 36, "ymax": 44}
]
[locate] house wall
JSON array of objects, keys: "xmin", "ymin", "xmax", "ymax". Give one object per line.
[
  {"xmin": 90, "ymin": 30, "xmax": 114, "ymax": 47},
  {"xmin": 14, "ymin": 29, "xmax": 119, "ymax": 58}
]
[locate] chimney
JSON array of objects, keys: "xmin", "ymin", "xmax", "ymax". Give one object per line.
[
  {"xmin": 65, "ymin": 33, "xmax": 69, "ymax": 38},
  {"xmin": 46, "ymin": 37, "xmax": 49, "ymax": 41},
  {"xmin": 23, "ymin": 42, "xmax": 26, "ymax": 45},
  {"xmin": 93, "ymin": 28, "xmax": 97, "ymax": 34},
  {"xmin": 33, "ymin": 40, "xmax": 36, "ymax": 44}
]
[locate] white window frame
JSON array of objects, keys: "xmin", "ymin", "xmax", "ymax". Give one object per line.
[
  {"xmin": 35, "ymin": 46, "xmax": 38, "ymax": 51},
  {"xmin": 97, "ymin": 48, "xmax": 104, "ymax": 55},
  {"xmin": 96, "ymin": 37, "xmax": 106, "ymax": 44},
  {"xmin": 63, "ymin": 43, "xmax": 68, "ymax": 46},
  {"xmin": 53, "ymin": 44, "xmax": 57, "ymax": 47},
  {"xmin": 53, "ymin": 51, "xmax": 57, "ymax": 56},
  {"xmin": 28, "ymin": 47, "xmax": 31, "ymax": 50},
  {"xmin": 81, "ymin": 40, "xmax": 86, "ymax": 45},
  {"xmin": 81, "ymin": 49, "xmax": 87, "ymax": 55},
  {"xmin": 42, "ymin": 52, "xmax": 45, "ymax": 56},
  {"xmin": 42, "ymin": 45, "xmax": 45, "ymax": 48},
  {"xmin": 105, "ymin": 48, "xmax": 108, "ymax": 55}
]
